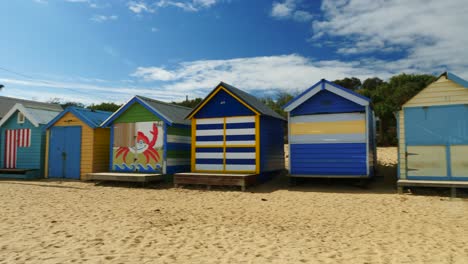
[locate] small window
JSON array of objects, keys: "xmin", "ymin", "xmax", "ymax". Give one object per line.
[{"xmin": 18, "ymin": 112, "xmax": 25, "ymax": 124}]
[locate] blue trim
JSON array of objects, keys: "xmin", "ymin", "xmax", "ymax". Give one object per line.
[
  {"xmin": 396, "ymin": 112, "xmax": 401, "ymax": 179},
  {"xmin": 283, "ymin": 80, "xmax": 322, "ymax": 109},
  {"xmin": 196, "ymin": 135, "xmax": 223, "ymax": 141},
  {"xmin": 196, "ymin": 124, "xmax": 224, "ymax": 130},
  {"xmin": 163, "ymin": 122, "xmax": 168, "ymax": 174},
  {"xmin": 283, "ymin": 79, "xmax": 371, "ymax": 110},
  {"xmin": 44, "ymin": 107, "xmax": 111, "ymax": 130},
  {"xmin": 225, "ymin": 159, "xmax": 255, "ymax": 165},
  {"xmin": 196, "ymin": 158, "xmax": 223, "ymax": 164},
  {"xmin": 226, "ymin": 147, "xmax": 255, "ymax": 152},
  {"xmin": 196, "ymin": 148, "xmax": 223, "ymax": 153},
  {"xmin": 446, "ymin": 144, "xmax": 451, "ymax": 178},
  {"xmin": 109, "ymin": 125, "xmax": 114, "ymax": 171},
  {"xmin": 226, "ymin": 135, "xmax": 255, "ymax": 141},
  {"xmin": 447, "ymin": 72, "xmax": 468, "ymax": 88},
  {"xmin": 101, "ymin": 97, "xmax": 172, "ymax": 127},
  {"xmin": 226, "ymin": 122, "xmax": 255, "ymax": 129},
  {"xmin": 406, "ymin": 176, "xmax": 456, "ymax": 181}
]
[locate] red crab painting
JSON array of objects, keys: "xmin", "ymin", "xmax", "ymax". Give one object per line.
[{"xmin": 115, "ymin": 123, "xmax": 160, "ymax": 164}]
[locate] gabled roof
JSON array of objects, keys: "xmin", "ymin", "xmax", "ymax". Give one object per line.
[
  {"xmin": 283, "ymin": 79, "xmax": 370, "ymax": 112},
  {"xmin": 441, "ymin": 72, "xmax": 468, "ymax": 88},
  {"xmin": 0, "ymin": 103, "xmax": 62, "ymax": 127},
  {"xmin": 0, "ymin": 96, "xmax": 62, "ymax": 120},
  {"xmin": 186, "ymin": 82, "xmax": 285, "ymax": 120},
  {"xmin": 101, "ymin": 95, "xmax": 192, "ymax": 127},
  {"xmin": 45, "ymin": 107, "xmax": 112, "ymax": 129}
]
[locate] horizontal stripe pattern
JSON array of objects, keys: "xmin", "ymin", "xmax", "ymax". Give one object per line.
[
  {"xmin": 290, "ymin": 133, "xmax": 366, "ymax": 144},
  {"xmin": 291, "ymin": 120, "xmax": 365, "ymax": 135},
  {"xmin": 194, "ymin": 116, "xmax": 257, "ymax": 172}
]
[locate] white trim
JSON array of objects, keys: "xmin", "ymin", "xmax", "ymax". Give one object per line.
[
  {"xmin": 284, "ymin": 86, "xmax": 321, "ymax": 112},
  {"xmin": 196, "ymin": 164, "xmax": 223, "ymax": 171},
  {"xmin": 225, "ymin": 164, "xmax": 256, "ymax": 171},
  {"xmin": 195, "ymin": 152, "xmax": 223, "ymax": 159},
  {"xmin": 196, "ymin": 141, "xmax": 223, "ymax": 146},
  {"xmin": 226, "ymin": 152, "xmax": 255, "ymax": 159},
  {"xmin": 196, "ymin": 118, "xmax": 224, "ymax": 125},
  {"xmin": 225, "ymin": 116, "xmax": 255, "ymax": 123},
  {"xmin": 0, "ymin": 103, "xmax": 40, "ymax": 127},
  {"xmin": 226, "ymin": 140, "xmax": 256, "ymax": 146},
  {"xmin": 196, "ymin": 129, "xmax": 223, "ymax": 136},
  {"xmin": 324, "ymin": 83, "xmax": 369, "ymax": 106},
  {"xmin": 225, "ymin": 128, "xmax": 255, "ymax": 135}
]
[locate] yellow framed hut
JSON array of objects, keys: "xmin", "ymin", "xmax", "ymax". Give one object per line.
[{"xmin": 44, "ymin": 107, "xmax": 112, "ymax": 180}]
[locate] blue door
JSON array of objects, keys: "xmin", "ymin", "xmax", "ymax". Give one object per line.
[
  {"xmin": 404, "ymin": 105, "xmax": 468, "ymax": 181},
  {"xmin": 48, "ymin": 126, "xmax": 82, "ymax": 179}
]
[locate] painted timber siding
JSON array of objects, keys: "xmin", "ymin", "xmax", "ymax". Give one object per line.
[
  {"xmin": 398, "ymin": 111, "xmax": 406, "ymax": 179},
  {"xmin": 114, "ymin": 103, "xmax": 161, "ymax": 123},
  {"xmin": 166, "ymin": 125, "xmax": 191, "ymax": 174},
  {"xmin": 46, "ymin": 112, "xmax": 94, "ymax": 179},
  {"xmin": 284, "ymin": 79, "xmax": 373, "ymax": 178},
  {"xmin": 92, "ymin": 128, "xmax": 111, "ymax": 173},
  {"xmin": 0, "ymin": 111, "xmax": 43, "ymax": 170},
  {"xmin": 194, "ymin": 89, "xmax": 256, "ymax": 118},
  {"xmin": 291, "ymin": 90, "xmax": 365, "ymax": 116},
  {"xmin": 260, "ymin": 116, "xmax": 285, "ymax": 173},
  {"xmin": 404, "ymin": 76, "xmax": 468, "ymax": 107}
]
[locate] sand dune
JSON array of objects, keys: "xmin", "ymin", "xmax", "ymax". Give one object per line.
[{"xmin": 0, "ymin": 177, "xmax": 467, "ymax": 263}]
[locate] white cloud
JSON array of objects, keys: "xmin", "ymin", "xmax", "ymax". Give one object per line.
[
  {"xmin": 65, "ymin": 0, "xmax": 99, "ymax": 8},
  {"xmin": 128, "ymin": 1, "xmax": 154, "ymax": 13},
  {"xmin": 90, "ymin": 14, "xmax": 118, "ymax": 22},
  {"xmin": 312, "ymin": 0, "xmax": 468, "ymax": 75},
  {"xmin": 271, "ymin": 0, "xmax": 314, "ymax": 22},
  {"xmin": 155, "ymin": 0, "xmax": 219, "ymax": 12},
  {"xmin": 130, "ymin": 54, "xmax": 403, "ymax": 98}
]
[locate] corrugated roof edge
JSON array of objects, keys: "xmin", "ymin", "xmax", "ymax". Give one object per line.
[{"xmin": 0, "ymin": 103, "xmax": 61, "ymax": 127}]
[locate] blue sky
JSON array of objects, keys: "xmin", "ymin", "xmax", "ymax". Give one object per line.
[{"xmin": 0, "ymin": 0, "xmax": 467, "ymax": 104}]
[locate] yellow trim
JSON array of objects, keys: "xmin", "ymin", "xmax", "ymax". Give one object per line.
[
  {"xmin": 194, "ymin": 170, "xmax": 256, "ymax": 174},
  {"xmin": 255, "ymin": 114, "xmax": 260, "ymax": 174},
  {"xmin": 187, "ymin": 85, "xmax": 260, "ymax": 119},
  {"xmin": 196, "ymin": 144, "xmax": 256, "ymax": 148},
  {"xmin": 223, "ymin": 117, "xmax": 227, "ymax": 171},
  {"xmin": 290, "ymin": 120, "xmax": 365, "ymax": 135},
  {"xmin": 191, "ymin": 118, "xmax": 196, "ymax": 172},
  {"xmin": 44, "ymin": 130, "xmax": 50, "ymax": 178}
]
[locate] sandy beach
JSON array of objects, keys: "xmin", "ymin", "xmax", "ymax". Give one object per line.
[{"xmin": 1, "ymin": 148, "xmax": 467, "ymax": 264}]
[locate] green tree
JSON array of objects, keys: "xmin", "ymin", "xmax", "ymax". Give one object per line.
[
  {"xmin": 47, "ymin": 98, "xmax": 85, "ymax": 109},
  {"xmin": 88, "ymin": 102, "xmax": 122, "ymax": 112},
  {"xmin": 333, "ymin": 77, "xmax": 362, "ymax": 90},
  {"xmin": 172, "ymin": 98, "xmax": 203, "ymax": 109}
]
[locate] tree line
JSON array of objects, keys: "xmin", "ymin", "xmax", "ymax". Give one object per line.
[{"xmin": 50, "ymin": 73, "xmax": 436, "ymax": 146}]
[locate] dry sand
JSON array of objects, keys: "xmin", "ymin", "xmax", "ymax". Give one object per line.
[{"xmin": 0, "ymin": 148, "xmax": 467, "ymax": 264}]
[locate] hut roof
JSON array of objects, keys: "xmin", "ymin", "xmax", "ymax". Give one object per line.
[
  {"xmin": 283, "ymin": 79, "xmax": 370, "ymax": 112},
  {"xmin": 45, "ymin": 107, "xmax": 112, "ymax": 129},
  {"xmin": 0, "ymin": 103, "xmax": 63, "ymax": 127},
  {"xmin": 0, "ymin": 96, "xmax": 62, "ymax": 120},
  {"xmin": 186, "ymin": 82, "xmax": 285, "ymax": 120},
  {"xmin": 440, "ymin": 72, "xmax": 468, "ymax": 88},
  {"xmin": 101, "ymin": 96, "xmax": 192, "ymax": 127}
]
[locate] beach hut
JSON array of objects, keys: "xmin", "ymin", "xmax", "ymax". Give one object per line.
[
  {"xmin": 44, "ymin": 107, "xmax": 112, "ymax": 180},
  {"xmin": 0, "ymin": 96, "xmax": 62, "ymax": 120},
  {"xmin": 0, "ymin": 103, "xmax": 62, "ymax": 179},
  {"xmin": 94, "ymin": 95, "xmax": 192, "ymax": 182},
  {"xmin": 397, "ymin": 72, "xmax": 468, "ymax": 196},
  {"xmin": 174, "ymin": 82, "xmax": 285, "ymax": 190},
  {"xmin": 283, "ymin": 79, "xmax": 376, "ymax": 180}
]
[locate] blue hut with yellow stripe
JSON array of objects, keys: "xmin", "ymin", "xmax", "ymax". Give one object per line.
[
  {"xmin": 283, "ymin": 79, "xmax": 376, "ymax": 180},
  {"xmin": 174, "ymin": 82, "xmax": 285, "ymax": 190}
]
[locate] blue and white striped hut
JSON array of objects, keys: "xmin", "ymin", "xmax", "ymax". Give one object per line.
[{"xmin": 174, "ymin": 82, "xmax": 285, "ymax": 190}]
